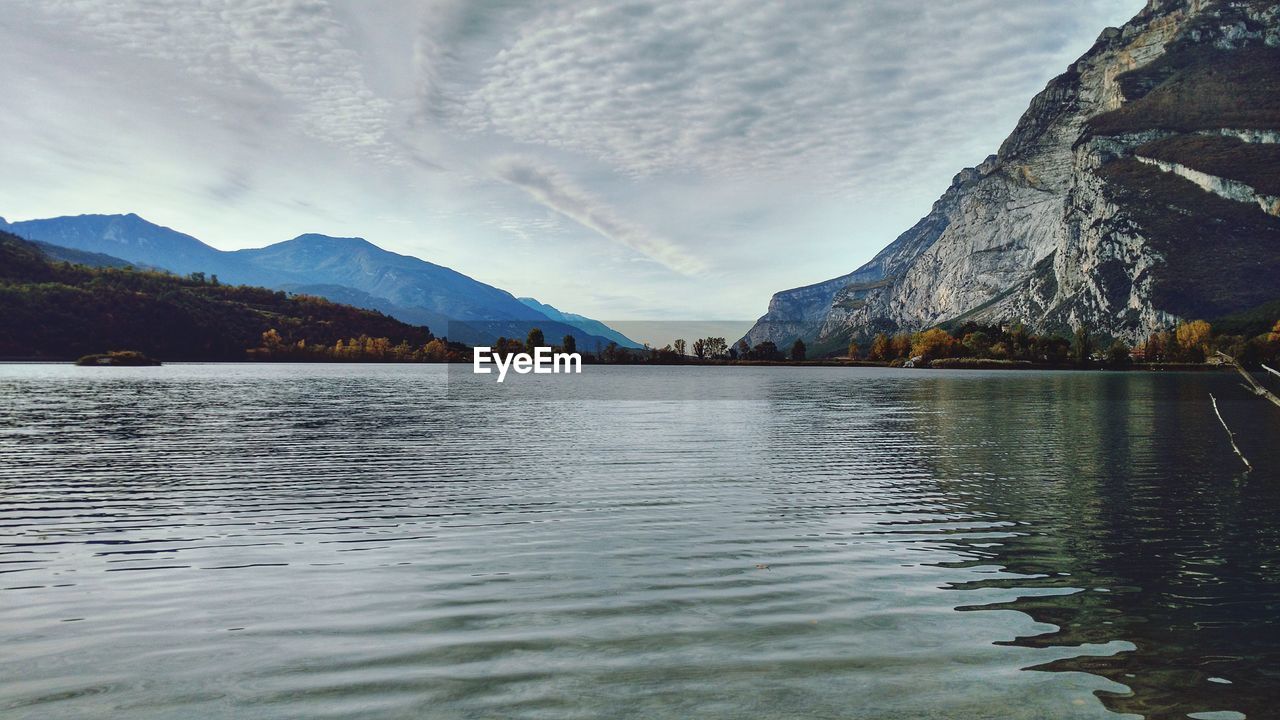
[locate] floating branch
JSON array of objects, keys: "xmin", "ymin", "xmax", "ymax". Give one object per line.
[
  {"xmin": 1210, "ymin": 393, "xmax": 1252, "ymax": 472},
  {"xmin": 1263, "ymin": 363, "xmax": 1280, "ymax": 382},
  {"xmin": 1216, "ymin": 352, "xmax": 1280, "ymax": 409}
]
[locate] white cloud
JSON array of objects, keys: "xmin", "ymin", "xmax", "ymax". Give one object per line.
[
  {"xmin": 492, "ymin": 156, "xmax": 705, "ymax": 275},
  {"xmin": 0, "ymin": 0, "xmax": 1145, "ymax": 318},
  {"xmin": 451, "ymin": 0, "xmax": 1138, "ymax": 191},
  {"xmin": 27, "ymin": 0, "xmax": 398, "ymax": 162}
]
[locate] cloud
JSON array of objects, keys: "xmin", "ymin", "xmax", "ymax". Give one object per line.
[
  {"xmin": 452, "ymin": 0, "xmax": 1138, "ymax": 191},
  {"xmin": 1, "ymin": 0, "xmax": 1144, "ymax": 318},
  {"xmin": 492, "ymin": 156, "xmax": 705, "ymax": 275},
  {"xmin": 27, "ymin": 0, "xmax": 398, "ymax": 163}
]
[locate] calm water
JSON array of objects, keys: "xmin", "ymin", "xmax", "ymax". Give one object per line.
[{"xmin": 2, "ymin": 364, "xmax": 1279, "ymax": 720}]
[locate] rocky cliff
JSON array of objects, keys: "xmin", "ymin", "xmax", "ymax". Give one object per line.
[{"xmin": 744, "ymin": 0, "xmax": 1280, "ymax": 351}]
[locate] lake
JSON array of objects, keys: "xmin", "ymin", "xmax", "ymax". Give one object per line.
[{"xmin": 1, "ymin": 363, "xmax": 1278, "ymax": 719}]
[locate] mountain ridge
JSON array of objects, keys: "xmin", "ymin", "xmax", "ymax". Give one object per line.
[
  {"xmin": 743, "ymin": 0, "xmax": 1280, "ymax": 351},
  {"xmin": 5, "ymin": 213, "xmax": 630, "ymax": 348}
]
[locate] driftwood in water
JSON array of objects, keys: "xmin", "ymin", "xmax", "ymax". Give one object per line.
[
  {"xmin": 1210, "ymin": 393, "xmax": 1252, "ymax": 472},
  {"xmin": 1215, "ymin": 352, "xmax": 1280, "ymax": 409},
  {"xmin": 1263, "ymin": 363, "xmax": 1280, "ymax": 382}
]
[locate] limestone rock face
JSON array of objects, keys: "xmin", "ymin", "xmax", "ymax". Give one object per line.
[{"xmin": 744, "ymin": 0, "xmax": 1280, "ymax": 350}]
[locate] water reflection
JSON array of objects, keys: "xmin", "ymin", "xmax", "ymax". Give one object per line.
[
  {"xmin": 903, "ymin": 372, "xmax": 1280, "ymax": 719},
  {"xmin": 1, "ymin": 364, "xmax": 1278, "ymax": 719}
]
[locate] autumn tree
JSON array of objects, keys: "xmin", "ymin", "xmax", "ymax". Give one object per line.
[
  {"xmin": 261, "ymin": 328, "xmax": 283, "ymax": 351},
  {"xmin": 868, "ymin": 333, "xmax": 890, "ymax": 361},
  {"xmin": 1136, "ymin": 331, "xmax": 1173, "ymax": 363},
  {"xmin": 847, "ymin": 340, "xmax": 860, "ymax": 359},
  {"xmin": 1175, "ymin": 320, "xmax": 1211, "ymax": 361},
  {"xmin": 910, "ymin": 328, "xmax": 957, "ymax": 361},
  {"xmin": 891, "ymin": 334, "xmax": 913, "ymax": 360},
  {"xmin": 422, "ymin": 338, "xmax": 449, "ymax": 361}
]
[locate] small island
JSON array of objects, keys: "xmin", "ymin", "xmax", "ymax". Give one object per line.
[{"xmin": 75, "ymin": 350, "xmax": 162, "ymax": 367}]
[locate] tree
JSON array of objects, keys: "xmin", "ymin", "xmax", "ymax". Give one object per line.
[
  {"xmin": 790, "ymin": 339, "xmax": 806, "ymax": 361},
  {"xmin": 962, "ymin": 331, "xmax": 990, "ymax": 357},
  {"xmin": 261, "ymin": 328, "xmax": 283, "ymax": 351},
  {"xmin": 891, "ymin": 334, "xmax": 913, "ymax": 360},
  {"xmin": 869, "ymin": 333, "xmax": 890, "ymax": 361},
  {"xmin": 562, "ymin": 334, "xmax": 577, "ymax": 354},
  {"xmin": 910, "ymin": 328, "xmax": 956, "ymax": 361},
  {"xmin": 1175, "ymin": 320, "xmax": 1211, "ymax": 361},
  {"xmin": 847, "ymin": 340, "xmax": 860, "ymax": 359},
  {"xmin": 736, "ymin": 339, "xmax": 750, "ymax": 358},
  {"xmin": 692, "ymin": 338, "xmax": 707, "ymax": 359},
  {"xmin": 526, "ymin": 327, "xmax": 546, "ymax": 354},
  {"xmin": 704, "ymin": 337, "xmax": 728, "ymax": 359},
  {"xmin": 422, "ymin": 338, "xmax": 449, "ymax": 361},
  {"xmin": 1106, "ymin": 339, "xmax": 1131, "ymax": 367},
  {"xmin": 1009, "ymin": 323, "xmax": 1030, "ymax": 357},
  {"xmin": 1136, "ymin": 331, "xmax": 1172, "ymax": 363},
  {"xmin": 750, "ymin": 341, "xmax": 781, "ymax": 361},
  {"xmin": 1072, "ymin": 326, "xmax": 1094, "ymax": 365},
  {"xmin": 673, "ymin": 338, "xmax": 686, "ymax": 357}
]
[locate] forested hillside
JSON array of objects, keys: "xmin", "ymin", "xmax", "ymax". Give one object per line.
[{"xmin": 0, "ymin": 230, "xmax": 439, "ymax": 360}]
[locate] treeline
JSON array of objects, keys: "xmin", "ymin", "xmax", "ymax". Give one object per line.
[
  {"xmin": 0, "ymin": 230, "xmax": 437, "ymax": 360},
  {"xmin": 844, "ymin": 319, "xmax": 1280, "ymax": 367},
  {"xmin": 247, "ymin": 329, "xmax": 468, "ymax": 362},
  {"xmin": 538, "ymin": 333, "xmax": 810, "ymax": 365}
]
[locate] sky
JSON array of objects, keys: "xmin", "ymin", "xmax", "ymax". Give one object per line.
[{"xmin": 0, "ymin": 0, "xmax": 1144, "ymax": 324}]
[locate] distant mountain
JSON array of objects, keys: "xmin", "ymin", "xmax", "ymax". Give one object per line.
[
  {"xmin": 31, "ymin": 240, "xmax": 135, "ymax": 269},
  {"xmin": 231, "ymin": 233, "xmax": 544, "ymax": 321},
  {"xmin": 5, "ymin": 214, "xmax": 628, "ymax": 348},
  {"xmin": 744, "ymin": 0, "xmax": 1280, "ymax": 351},
  {"xmin": 0, "ymin": 230, "xmax": 435, "ymax": 360},
  {"xmin": 7, "ymin": 213, "xmax": 235, "ymax": 278},
  {"xmin": 518, "ymin": 297, "xmax": 642, "ymax": 349}
]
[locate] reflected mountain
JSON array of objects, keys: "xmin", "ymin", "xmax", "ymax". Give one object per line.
[{"xmin": 899, "ymin": 372, "xmax": 1280, "ymax": 719}]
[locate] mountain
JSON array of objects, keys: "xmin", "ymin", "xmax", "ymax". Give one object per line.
[
  {"xmin": 231, "ymin": 234, "xmax": 545, "ymax": 321},
  {"xmin": 0, "ymin": 230, "xmax": 434, "ymax": 360},
  {"xmin": 6, "ymin": 213, "xmax": 235, "ymax": 278},
  {"xmin": 30, "ymin": 240, "xmax": 135, "ymax": 269},
  {"xmin": 744, "ymin": 0, "xmax": 1280, "ymax": 352},
  {"xmin": 517, "ymin": 297, "xmax": 643, "ymax": 349},
  {"xmin": 4, "ymin": 214, "xmax": 627, "ymax": 348}
]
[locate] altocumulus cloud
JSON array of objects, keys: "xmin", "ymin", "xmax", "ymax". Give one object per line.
[
  {"xmin": 451, "ymin": 0, "xmax": 1138, "ymax": 190},
  {"xmin": 30, "ymin": 0, "xmax": 397, "ymax": 163},
  {"xmin": 492, "ymin": 156, "xmax": 705, "ymax": 275},
  {"xmin": 2, "ymin": 0, "xmax": 1142, "ymax": 318}
]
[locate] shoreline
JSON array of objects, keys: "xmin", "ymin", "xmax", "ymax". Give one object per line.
[{"xmin": 0, "ymin": 357, "xmax": 1236, "ymax": 372}]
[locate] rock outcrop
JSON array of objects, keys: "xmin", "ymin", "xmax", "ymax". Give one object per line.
[{"xmin": 744, "ymin": 0, "xmax": 1280, "ymax": 351}]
